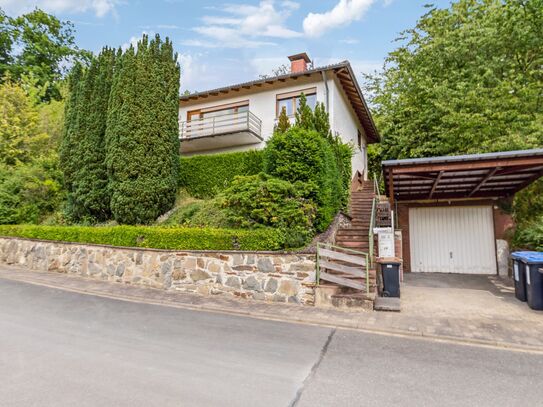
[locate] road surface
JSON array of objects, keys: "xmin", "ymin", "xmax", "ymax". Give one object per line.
[{"xmin": 0, "ymin": 278, "xmax": 542, "ymax": 406}]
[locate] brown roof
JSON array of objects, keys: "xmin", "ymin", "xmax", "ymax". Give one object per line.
[
  {"xmin": 382, "ymin": 149, "xmax": 543, "ymax": 202},
  {"xmin": 179, "ymin": 61, "xmax": 380, "ymax": 143}
]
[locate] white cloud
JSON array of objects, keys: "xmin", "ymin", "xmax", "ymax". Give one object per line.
[
  {"xmin": 183, "ymin": 0, "xmax": 301, "ymax": 49},
  {"xmin": 339, "ymin": 38, "xmax": 359, "ymax": 44},
  {"xmin": 249, "ymin": 56, "xmax": 288, "ymax": 77},
  {"xmin": 157, "ymin": 24, "xmax": 180, "ymax": 29},
  {"xmin": 303, "ymin": 0, "xmax": 375, "ymax": 37},
  {"xmin": 0, "ymin": 0, "xmax": 120, "ymax": 17}
]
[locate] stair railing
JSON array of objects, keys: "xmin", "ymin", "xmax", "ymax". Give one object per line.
[
  {"xmin": 368, "ymin": 174, "xmax": 380, "ymax": 270},
  {"xmin": 316, "ymin": 242, "xmax": 369, "ymax": 294}
]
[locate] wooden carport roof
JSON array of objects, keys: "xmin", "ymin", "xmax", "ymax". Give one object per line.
[{"xmin": 382, "ymin": 149, "xmax": 543, "ymax": 204}]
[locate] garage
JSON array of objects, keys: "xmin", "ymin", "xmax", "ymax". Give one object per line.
[
  {"xmin": 382, "ymin": 149, "xmax": 543, "ymax": 275},
  {"xmin": 409, "ymin": 206, "xmax": 496, "ymax": 274}
]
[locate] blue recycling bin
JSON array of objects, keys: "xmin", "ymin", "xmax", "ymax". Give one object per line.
[
  {"xmin": 511, "ymin": 251, "xmax": 534, "ymax": 302},
  {"xmin": 512, "ymin": 252, "xmax": 543, "ymax": 310}
]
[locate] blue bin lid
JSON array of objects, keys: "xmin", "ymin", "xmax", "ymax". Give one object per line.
[{"xmin": 511, "ymin": 251, "xmax": 543, "ymax": 264}]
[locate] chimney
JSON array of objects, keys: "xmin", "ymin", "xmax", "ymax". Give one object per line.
[{"xmin": 288, "ymin": 52, "xmax": 311, "ymax": 73}]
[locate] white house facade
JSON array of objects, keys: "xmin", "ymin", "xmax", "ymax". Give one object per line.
[{"xmin": 178, "ymin": 53, "xmax": 379, "ymax": 179}]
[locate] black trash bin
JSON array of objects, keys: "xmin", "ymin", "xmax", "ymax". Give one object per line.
[
  {"xmin": 511, "ymin": 251, "xmax": 533, "ymax": 302},
  {"xmin": 521, "ymin": 252, "xmax": 543, "ymax": 311},
  {"xmin": 380, "ymin": 261, "xmax": 401, "ymax": 298}
]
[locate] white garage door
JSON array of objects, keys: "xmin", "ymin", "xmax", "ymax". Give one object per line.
[{"xmin": 409, "ymin": 206, "xmax": 497, "ymax": 274}]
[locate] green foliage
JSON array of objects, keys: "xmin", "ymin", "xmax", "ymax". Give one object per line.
[
  {"xmin": 0, "ymin": 10, "xmax": 12, "ymax": 72},
  {"xmin": 1, "ymin": 9, "xmax": 87, "ymax": 101},
  {"xmin": 294, "ymin": 93, "xmax": 314, "ymax": 130},
  {"xmin": 161, "ymin": 191, "xmax": 232, "ymax": 228},
  {"xmin": 264, "ymin": 127, "xmax": 343, "ymax": 231},
  {"xmin": 275, "ymin": 106, "xmax": 290, "ymax": 133},
  {"xmin": 0, "ymin": 224, "xmax": 287, "ymax": 251},
  {"xmin": 222, "ymin": 173, "xmax": 316, "ymax": 231},
  {"xmin": 106, "ymin": 34, "xmax": 180, "ymax": 224},
  {"xmin": 514, "ymin": 216, "xmax": 543, "ymax": 251},
  {"xmin": 367, "ymin": 144, "xmax": 383, "ymax": 182},
  {"xmin": 0, "ymin": 155, "xmax": 64, "ymax": 224},
  {"xmin": 0, "ymin": 79, "xmax": 48, "ymax": 165},
  {"xmin": 365, "ymin": 0, "xmax": 543, "ymax": 161},
  {"xmin": 313, "ymin": 102, "xmax": 331, "ymax": 138},
  {"xmin": 62, "ymin": 48, "xmax": 115, "ymax": 222},
  {"xmin": 179, "ymin": 150, "xmax": 264, "ymax": 198}
]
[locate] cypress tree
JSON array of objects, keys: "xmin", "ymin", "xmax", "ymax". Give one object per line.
[
  {"xmin": 72, "ymin": 48, "xmax": 115, "ymax": 221},
  {"xmin": 59, "ymin": 62, "xmax": 84, "ymax": 218},
  {"xmin": 106, "ymin": 34, "xmax": 180, "ymax": 224},
  {"xmin": 276, "ymin": 106, "xmax": 290, "ymax": 133},
  {"xmin": 294, "ymin": 93, "xmax": 314, "ymax": 130}
]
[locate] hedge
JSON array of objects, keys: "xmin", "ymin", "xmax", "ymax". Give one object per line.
[
  {"xmin": 0, "ymin": 225, "xmax": 286, "ymax": 251},
  {"xmin": 179, "ymin": 150, "xmax": 264, "ymax": 198}
]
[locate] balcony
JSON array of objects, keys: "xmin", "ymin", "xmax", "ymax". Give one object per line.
[{"xmin": 179, "ymin": 110, "xmax": 263, "ymax": 154}]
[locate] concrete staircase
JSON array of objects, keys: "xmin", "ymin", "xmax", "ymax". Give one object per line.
[{"xmin": 315, "ymin": 181, "xmax": 377, "ymax": 311}]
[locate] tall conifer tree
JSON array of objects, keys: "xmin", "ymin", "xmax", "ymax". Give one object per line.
[
  {"xmin": 73, "ymin": 47, "xmax": 115, "ymax": 221},
  {"xmin": 59, "ymin": 62, "xmax": 84, "ymax": 216},
  {"xmin": 106, "ymin": 34, "xmax": 180, "ymax": 224}
]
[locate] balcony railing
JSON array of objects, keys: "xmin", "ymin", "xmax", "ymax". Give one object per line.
[{"xmin": 180, "ymin": 110, "xmax": 262, "ymax": 140}]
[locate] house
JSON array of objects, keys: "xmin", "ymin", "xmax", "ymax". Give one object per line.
[
  {"xmin": 178, "ymin": 53, "xmax": 379, "ymax": 180},
  {"xmin": 381, "ymin": 149, "xmax": 543, "ymax": 276}
]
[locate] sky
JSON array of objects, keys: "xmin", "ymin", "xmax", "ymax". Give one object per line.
[{"xmin": 0, "ymin": 0, "xmax": 452, "ymax": 92}]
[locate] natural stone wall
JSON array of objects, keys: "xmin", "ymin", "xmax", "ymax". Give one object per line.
[{"xmin": 0, "ymin": 237, "xmax": 317, "ymax": 305}]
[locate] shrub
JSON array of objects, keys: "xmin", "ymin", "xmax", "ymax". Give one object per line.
[
  {"xmin": 0, "ymin": 156, "xmax": 64, "ymax": 224},
  {"xmin": 222, "ymin": 173, "xmax": 316, "ymax": 231},
  {"xmin": 164, "ymin": 199, "xmax": 230, "ymax": 228},
  {"xmin": 0, "ymin": 224, "xmax": 287, "ymax": 251},
  {"xmin": 179, "ymin": 150, "xmax": 264, "ymax": 198},
  {"xmin": 514, "ymin": 217, "xmax": 543, "ymax": 251},
  {"xmin": 264, "ymin": 127, "xmax": 342, "ymax": 231}
]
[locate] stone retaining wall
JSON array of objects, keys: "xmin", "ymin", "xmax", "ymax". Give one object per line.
[{"xmin": 0, "ymin": 237, "xmax": 317, "ymax": 305}]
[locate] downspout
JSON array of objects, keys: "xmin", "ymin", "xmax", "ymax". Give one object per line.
[{"xmin": 321, "ymin": 70, "xmax": 329, "ymax": 113}]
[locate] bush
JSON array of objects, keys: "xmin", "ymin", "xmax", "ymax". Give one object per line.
[
  {"xmin": 179, "ymin": 150, "xmax": 264, "ymax": 198},
  {"xmin": 0, "ymin": 224, "xmax": 287, "ymax": 251},
  {"xmin": 164, "ymin": 199, "xmax": 230, "ymax": 228},
  {"xmin": 222, "ymin": 173, "xmax": 316, "ymax": 232},
  {"xmin": 0, "ymin": 156, "xmax": 64, "ymax": 224},
  {"xmin": 514, "ymin": 217, "xmax": 543, "ymax": 251},
  {"xmin": 264, "ymin": 127, "xmax": 343, "ymax": 231}
]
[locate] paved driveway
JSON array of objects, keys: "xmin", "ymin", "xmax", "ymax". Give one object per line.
[{"xmin": 401, "ymin": 273, "xmax": 539, "ymax": 320}]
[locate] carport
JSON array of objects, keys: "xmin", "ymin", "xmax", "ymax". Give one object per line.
[{"xmin": 382, "ymin": 149, "xmax": 543, "ymax": 275}]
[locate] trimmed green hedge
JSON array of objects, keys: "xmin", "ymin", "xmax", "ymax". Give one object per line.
[
  {"xmin": 179, "ymin": 150, "xmax": 264, "ymax": 198},
  {"xmin": 0, "ymin": 225, "xmax": 285, "ymax": 251}
]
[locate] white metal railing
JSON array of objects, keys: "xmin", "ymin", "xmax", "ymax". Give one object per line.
[{"xmin": 179, "ymin": 110, "xmax": 262, "ymax": 139}]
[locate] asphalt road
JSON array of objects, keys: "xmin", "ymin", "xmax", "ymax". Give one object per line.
[{"xmin": 1, "ymin": 279, "xmax": 542, "ymax": 407}]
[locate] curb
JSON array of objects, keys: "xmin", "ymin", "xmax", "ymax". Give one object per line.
[{"xmin": 1, "ymin": 271, "xmax": 543, "ymax": 354}]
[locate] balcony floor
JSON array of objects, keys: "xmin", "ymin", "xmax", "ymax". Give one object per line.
[{"xmin": 180, "ymin": 130, "xmax": 262, "ymax": 154}]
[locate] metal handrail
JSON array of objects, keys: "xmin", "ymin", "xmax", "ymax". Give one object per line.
[
  {"xmin": 179, "ymin": 110, "xmax": 262, "ymax": 139},
  {"xmin": 316, "ymin": 242, "xmax": 370, "ymax": 295},
  {"xmin": 369, "ymin": 196, "xmax": 377, "ymax": 269},
  {"xmin": 373, "ymin": 172, "xmax": 381, "ymax": 201}
]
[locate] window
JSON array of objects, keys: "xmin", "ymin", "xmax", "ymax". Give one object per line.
[
  {"xmin": 276, "ymin": 88, "xmax": 317, "ymax": 117},
  {"xmin": 357, "ymin": 130, "xmax": 362, "ymax": 149},
  {"xmin": 187, "ymin": 101, "xmax": 249, "ymax": 121}
]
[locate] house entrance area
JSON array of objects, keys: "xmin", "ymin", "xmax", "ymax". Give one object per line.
[{"xmin": 409, "ymin": 206, "xmax": 496, "ymax": 274}]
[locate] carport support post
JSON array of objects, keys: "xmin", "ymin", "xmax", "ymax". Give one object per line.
[{"xmin": 388, "ymin": 168, "xmax": 395, "ymax": 207}]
